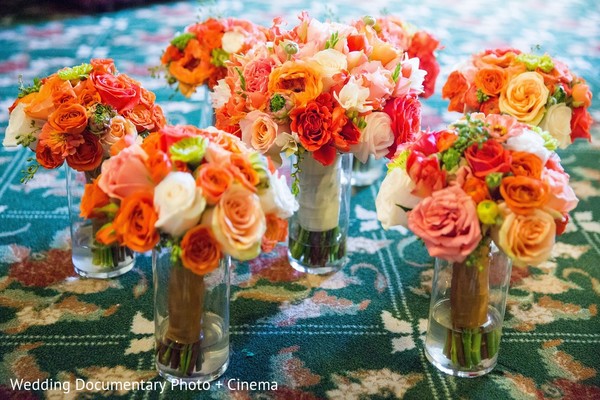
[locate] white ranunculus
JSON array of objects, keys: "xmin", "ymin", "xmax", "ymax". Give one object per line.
[
  {"xmin": 259, "ymin": 170, "xmax": 299, "ymax": 219},
  {"xmin": 154, "ymin": 172, "xmax": 207, "ymax": 237},
  {"xmin": 221, "ymin": 31, "xmax": 245, "ymax": 54},
  {"xmin": 505, "ymin": 128, "xmax": 552, "ymax": 165},
  {"xmin": 334, "ymin": 76, "xmax": 373, "ymax": 113},
  {"xmin": 311, "ymin": 49, "xmax": 348, "ymax": 91},
  {"xmin": 539, "ymin": 103, "xmax": 572, "ymax": 149},
  {"xmin": 210, "ymin": 79, "xmax": 231, "ymax": 110},
  {"xmin": 351, "ymin": 112, "xmax": 394, "ymax": 163},
  {"xmin": 376, "ymin": 167, "xmax": 421, "ymax": 230},
  {"xmin": 3, "ymin": 102, "xmax": 44, "ymax": 148}
]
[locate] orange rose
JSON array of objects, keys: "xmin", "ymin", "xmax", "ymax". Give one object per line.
[
  {"xmin": 500, "ymin": 175, "xmax": 549, "ymax": 215},
  {"xmin": 141, "ymin": 131, "xmax": 162, "ymax": 156},
  {"xmin": 80, "ymin": 177, "xmax": 110, "ymax": 218},
  {"xmin": 499, "ymin": 72, "xmax": 549, "ymax": 124},
  {"xmin": 24, "ymin": 75, "xmax": 62, "ymax": 120},
  {"xmin": 228, "ymin": 153, "xmax": 259, "ymax": 192},
  {"xmin": 478, "ymin": 50, "xmax": 518, "ymax": 68},
  {"xmin": 474, "ymin": 66, "xmax": 507, "ymax": 96},
  {"xmin": 462, "ymin": 177, "xmax": 491, "ymax": 204},
  {"xmin": 51, "ymin": 79, "xmax": 77, "ymax": 106},
  {"xmin": 145, "ymin": 150, "xmax": 172, "ymax": 184},
  {"xmin": 261, "ymin": 213, "xmax": 288, "ymax": 253},
  {"xmin": 48, "ymin": 103, "xmax": 88, "ymax": 135},
  {"xmin": 510, "ymin": 151, "xmax": 543, "ymax": 179},
  {"xmin": 66, "ymin": 131, "xmax": 104, "ymax": 172},
  {"xmin": 180, "ymin": 224, "xmax": 222, "ymax": 276},
  {"xmin": 151, "ymin": 105, "xmax": 166, "ymax": 131},
  {"xmin": 268, "ymin": 61, "xmax": 322, "ymax": 107},
  {"xmin": 91, "ymin": 58, "xmax": 117, "ymax": 74},
  {"xmin": 101, "ymin": 116, "xmax": 137, "ymax": 148},
  {"xmin": 139, "ymin": 87, "xmax": 156, "ymax": 108},
  {"xmin": 74, "ymin": 78, "xmax": 101, "ymax": 108},
  {"xmin": 124, "ymin": 104, "xmax": 155, "ymax": 132},
  {"xmin": 95, "ymin": 223, "xmax": 118, "ymax": 246},
  {"xmin": 113, "ymin": 191, "xmax": 159, "ymax": 252},
  {"xmin": 480, "ymin": 97, "xmax": 501, "ymax": 115},
  {"xmin": 463, "ymin": 85, "xmax": 481, "ymax": 110},
  {"xmin": 196, "ymin": 163, "xmax": 234, "ymax": 205},
  {"xmin": 571, "ymin": 82, "xmax": 592, "ymax": 108},
  {"xmin": 442, "ymin": 71, "xmax": 468, "ymax": 113}
]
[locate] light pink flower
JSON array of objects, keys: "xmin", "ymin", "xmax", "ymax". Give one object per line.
[
  {"xmin": 98, "ymin": 144, "xmax": 153, "ymax": 200},
  {"xmin": 484, "ymin": 113, "xmax": 527, "ymax": 142},
  {"xmin": 408, "ymin": 185, "xmax": 481, "ymax": 262},
  {"xmin": 244, "ymin": 58, "xmax": 274, "ymax": 93},
  {"xmin": 543, "ymin": 168, "xmax": 579, "ymax": 214},
  {"xmin": 239, "ymin": 110, "xmax": 278, "ymax": 154}
]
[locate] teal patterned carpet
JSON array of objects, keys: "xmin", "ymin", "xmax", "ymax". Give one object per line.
[{"xmin": 0, "ymin": 1, "xmax": 599, "ymax": 399}]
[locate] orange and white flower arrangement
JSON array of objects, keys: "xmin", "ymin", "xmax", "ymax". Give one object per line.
[
  {"xmin": 442, "ymin": 48, "xmax": 593, "ymax": 148},
  {"xmin": 160, "ymin": 17, "xmax": 268, "ymax": 97}
]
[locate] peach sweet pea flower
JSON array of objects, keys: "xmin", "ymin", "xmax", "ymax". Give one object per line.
[
  {"xmin": 407, "ymin": 185, "xmax": 481, "ymax": 263},
  {"xmin": 98, "ymin": 144, "xmax": 153, "ymax": 200},
  {"xmin": 499, "ymin": 71, "xmax": 549, "ymax": 125}
]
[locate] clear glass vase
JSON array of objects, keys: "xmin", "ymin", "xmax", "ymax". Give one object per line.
[
  {"xmin": 65, "ymin": 166, "xmax": 135, "ymax": 278},
  {"xmin": 287, "ymin": 152, "xmax": 352, "ymax": 275},
  {"xmin": 153, "ymin": 247, "xmax": 230, "ymax": 383},
  {"xmin": 424, "ymin": 240, "xmax": 512, "ymax": 377},
  {"xmin": 351, "ymin": 155, "xmax": 384, "ymax": 187}
]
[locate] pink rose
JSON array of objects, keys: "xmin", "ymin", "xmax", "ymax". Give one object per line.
[
  {"xmin": 204, "ymin": 142, "xmax": 232, "ymax": 166},
  {"xmin": 383, "ymin": 94, "xmax": 421, "ymax": 158},
  {"xmin": 98, "ymin": 144, "xmax": 153, "ymax": 200},
  {"xmin": 239, "ymin": 110, "xmax": 278, "ymax": 154},
  {"xmin": 408, "ymin": 185, "xmax": 481, "ymax": 263},
  {"xmin": 543, "ymin": 168, "xmax": 579, "ymax": 214},
  {"xmin": 244, "ymin": 58, "xmax": 273, "ymax": 93}
]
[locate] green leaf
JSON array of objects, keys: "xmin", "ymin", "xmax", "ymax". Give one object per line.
[
  {"xmin": 391, "ymin": 63, "xmax": 402, "ymax": 83},
  {"xmin": 325, "ymin": 32, "xmax": 340, "ymax": 49},
  {"xmin": 17, "ymin": 76, "xmax": 42, "ymax": 98},
  {"xmin": 170, "ymin": 32, "xmax": 196, "ymax": 51},
  {"xmin": 234, "ymin": 67, "xmax": 246, "ymax": 91},
  {"xmin": 57, "ymin": 63, "xmax": 93, "ymax": 80},
  {"xmin": 169, "ymin": 136, "xmax": 208, "ymax": 166},
  {"xmin": 211, "ymin": 48, "xmax": 230, "ymax": 68}
]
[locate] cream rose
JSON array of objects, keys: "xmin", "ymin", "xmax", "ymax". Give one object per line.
[
  {"xmin": 376, "ymin": 167, "xmax": 421, "ymax": 229},
  {"xmin": 539, "ymin": 103, "xmax": 572, "ymax": 149},
  {"xmin": 207, "ymin": 184, "xmax": 266, "ymax": 260},
  {"xmin": 494, "ymin": 207, "xmax": 556, "ymax": 267},
  {"xmin": 504, "ymin": 128, "xmax": 551, "ymax": 165},
  {"xmin": 311, "ymin": 49, "xmax": 348, "ymax": 91},
  {"xmin": 154, "ymin": 172, "xmax": 207, "ymax": 237},
  {"xmin": 239, "ymin": 110, "xmax": 279, "ymax": 154},
  {"xmin": 351, "ymin": 112, "xmax": 394, "ymax": 162},
  {"xmin": 221, "ymin": 31, "xmax": 245, "ymax": 54},
  {"xmin": 334, "ymin": 76, "xmax": 373, "ymax": 114},
  {"xmin": 259, "ymin": 170, "xmax": 299, "ymax": 219},
  {"xmin": 3, "ymin": 102, "xmax": 44, "ymax": 148},
  {"xmin": 499, "ymin": 71, "xmax": 549, "ymax": 125}
]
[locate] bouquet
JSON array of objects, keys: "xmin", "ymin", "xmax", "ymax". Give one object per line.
[
  {"xmin": 80, "ymin": 124, "xmax": 296, "ymax": 376},
  {"xmin": 442, "ymin": 48, "xmax": 593, "ymax": 147},
  {"xmin": 356, "ymin": 15, "xmax": 442, "ymax": 98},
  {"xmin": 160, "ymin": 17, "xmax": 268, "ymax": 96},
  {"xmin": 376, "ymin": 113, "xmax": 578, "ymax": 368},
  {"xmin": 3, "ymin": 58, "xmax": 165, "ymax": 270},
  {"xmin": 212, "ymin": 13, "xmax": 425, "ymax": 268}
]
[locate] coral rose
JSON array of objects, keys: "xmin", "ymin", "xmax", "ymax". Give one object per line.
[
  {"xmin": 98, "ymin": 144, "xmax": 153, "ymax": 200},
  {"xmin": 47, "ymin": 103, "xmax": 88, "ymax": 135},
  {"xmin": 464, "ymin": 140, "xmax": 512, "ymax": 178},
  {"xmin": 180, "ymin": 224, "xmax": 222, "ymax": 275},
  {"xmin": 66, "ymin": 131, "xmax": 104, "ymax": 172},
  {"xmin": 383, "ymin": 94, "xmax": 421, "ymax": 159},
  {"xmin": 124, "ymin": 104, "xmax": 155, "ymax": 132},
  {"xmin": 196, "ymin": 163, "xmax": 234, "ymax": 205},
  {"xmin": 113, "ymin": 191, "xmax": 159, "ymax": 252},
  {"xmin": 500, "ymin": 175, "xmax": 549, "ymax": 215},
  {"xmin": 92, "ymin": 72, "xmax": 141, "ymax": 113},
  {"xmin": 499, "ymin": 71, "xmax": 549, "ymax": 125},
  {"xmin": 442, "ymin": 71, "xmax": 468, "ymax": 113},
  {"xmin": 408, "ymin": 185, "xmax": 481, "ymax": 263}
]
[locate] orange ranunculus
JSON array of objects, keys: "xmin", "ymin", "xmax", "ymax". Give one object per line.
[
  {"xmin": 124, "ymin": 104, "xmax": 155, "ymax": 132},
  {"xmin": 261, "ymin": 213, "xmax": 288, "ymax": 253},
  {"xmin": 571, "ymin": 81, "xmax": 592, "ymax": 108},
  {"xmin": 47, "ymin": 102, "xmax": 88, "ymax": 135},
  {"xmin": 180, "ymin": 224, "xmax": 222, "ymax": 276},
  {"xmin": 442, "ymin": 71, "xmax": 468, "ymax": 113},
  {"xmin": 268, "ymin": 61, "xmax": 323, "ymax": 107},
  {"xmin": 35, "ymin": 141, "xmax": 64, "ymax": 169},
  {"xmin": 188, "ymin": 18, "xmax": 224, "ymax": 50},
  {"xmin": 74, "ymin": 78, "xmax": 101, "ymax": 108},
  {"xmin": 113, "ymin": 191, "xmax": 159, "ymax": 252},
  {"xmin": 38, "ymin": 122, "xmax": 84, "ymax": 158},
  {"xmin": 510, "ymin": 151, "xmax": 543, "ymax": 179},
  {"xmin": 500, "ymin": 175, "xmax": 549, "ymax": 215},
  {"xmin": 196, "ymin": 163, "xmax": 234, "ymax": 205},
  {"xmin": 95, "ymin": 223, "xmax": 118, "ymax": 246},
  {"xmin": 145, "ymin": 150, "xmax": 172, "ymax": 184},
  {"xmin": 66, "ymin": 131, "xmax": 104, "ymax": 172},
  {"xmin": 474, "ymin": 66, "xmax": 507, "ymax": 96},
  {"xmin": 480, "ymin": 97, "xmax": 501, "ymax": 115},
  {"xmin": 141, "ymin": 131, "xmax": 162, "ymax": 156},
  {"xmin": 80, "ymin": 177, "xmax": 110, "ymax": 218},
  {"xmin": 228, "ymin": 153, "xmax": 259, "ymax": 192},
  {"xmin": 436, "ymin": 130, "xmax": 458, "ymax": 152},
  {"xmin": 168, "ymin": 43, "xmax": 214, "ymax": 87},
  {"xmin": 462, "ymin": 177, "xmax": 491, "ymax": 204}
]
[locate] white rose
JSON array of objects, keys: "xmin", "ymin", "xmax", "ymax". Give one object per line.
[
  {"xmin": 210, "ymin": 79, "xmax": 232, "ymax": 110},
  {"xmin": 154, "ymin": 172, "xmax": 207, "ymax": 237},
  {"xmin": 334, "ymin": 76, "xmax": 373, "ymax": 114},
  {"xmin": 259, "ymin": 170, "xmax": 299, "ymax": 219},
  {"xmin": 351, "ymin": 112, "xmax": 394, "ymax": 163},
  {"xmin": 505, "ymin": 128, "xmax": 551, "ymax": 165},
  {"xmin": 376, "ymin": 167, "xmax": 421, "ymax": 229},
  {"xmin": 3, "ymin": 102, "xmax": 44, "ymax": 148},
  {"xmin": 221, "ymin": 31, "xmax": 245, "ymax": 54},
  {"xmin": 539, "ymin": 103, "xmax": 572, "ymax": 149},
  {"xmin": 311, "ymin": 49, "xmax": 348, "ymax": 91}
]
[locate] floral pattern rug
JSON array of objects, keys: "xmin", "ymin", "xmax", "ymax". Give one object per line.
[{"xmin": 0, "ymin": 0, "xmax": 599, "ymax": 399}]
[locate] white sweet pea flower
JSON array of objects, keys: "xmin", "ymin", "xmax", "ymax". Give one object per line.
[
  {"xmin": 376, "ymin": 167, "xmax": 421, "ymax": 229},
  {"xmin": 211, "ymin": 79, "xmax": 231, "ymax": 109},
  {"xmin": 394, "ymin": 55, "xmax": 426, "ymax": 96},
  {"xmin": 154, "ymin": 172, "xmax": 207, "ymax": 237},
  {"xmin": 3, "ymin": 102, "xmax": 44, "ymax": 148},
  {"xmin": 311, "ymin": 49, "xmax": 348, "ymax": 91},
  {"xmin": 351, "ymin": 112, "xmax": 394, "ymax": 163},
  {"xmin": 505, "ymin": 128, "xmax": 552, "ymax": 164},
  {"xmin": 221, "ymin": 31, "xmax": 245, "ymax": 54},
  {"xmin": 259, "ymin": 170, "xmax": 298, "ymax": 219},
  {"xmin": 539, "ymin": 103, "xmax": 572, "ymax": 149},
  {"xmin": 334, "ymin": 76, "xmax": 373, "ymax": 113}
]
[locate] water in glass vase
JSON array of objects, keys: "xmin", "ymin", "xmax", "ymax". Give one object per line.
[
  {"xmin": 288, "ymin": 225, "xmax": 347, "ymax": 274},
  {"xmin": 425, "ymin": 299, "xmax": 503, "ymax": 377},
  {"xmin": 156, "ymin": 312, "xmax": 229, "ymax": 383}
]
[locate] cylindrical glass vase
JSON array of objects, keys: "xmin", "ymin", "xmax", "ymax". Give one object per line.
[
  {"xmin": 153, "ymin": 247, "xmax": 230, "ymax": 383},
  {"xmin": 287, "ymin": 152, "xmax": 352, "ymax": 275},
  {"xmin": 424, "ymin": 240, "xmax": 512, "ymax": 377},
  {"xmin": 351, "ymin": 155, "xmax": 384, "ymax": 187},
  {"xmin": 65, "ymin": 166, "xmax": 134, "ymax": 278}
]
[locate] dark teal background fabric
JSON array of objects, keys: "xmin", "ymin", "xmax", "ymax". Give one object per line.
[{"xmin": 0, "ymin": 1, "xmax": 599, "ymax": 399}]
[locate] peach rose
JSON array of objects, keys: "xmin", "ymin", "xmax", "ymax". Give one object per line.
[
  {"xmin": 196, "ymin": 162, "xmax": 234, "ymax": 205},
  {"xmin": 499, "ymin": 71, "xmax": 549, "ymax": 125},
  {"xmin": 407, "ymin": 185, "xmax": 481, "ymax": 263},
  {"xmin": 239, "ymin": 110, "xmax": 278, "ymax": 154},
  {"xmin": 495, "ymin": 207, "xmax": 555, "ymax": 267},
  {"xmin": 124, "ymin": 104, "xmax": 155, "ymax": 132},
  {"xmin": 98, "ymin": 144, "xmax": 153, "ymax": 200},
  {"xmin": 207, "ymin": 184, "xmax": 266, "ymax": 260},
  {"xmin": 180, "ymin": 224, "xmax": 222, "ymax": 276},
  {"xmin": 102, "ymin": 115, "xmax": 137, "ymax": 147}
]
